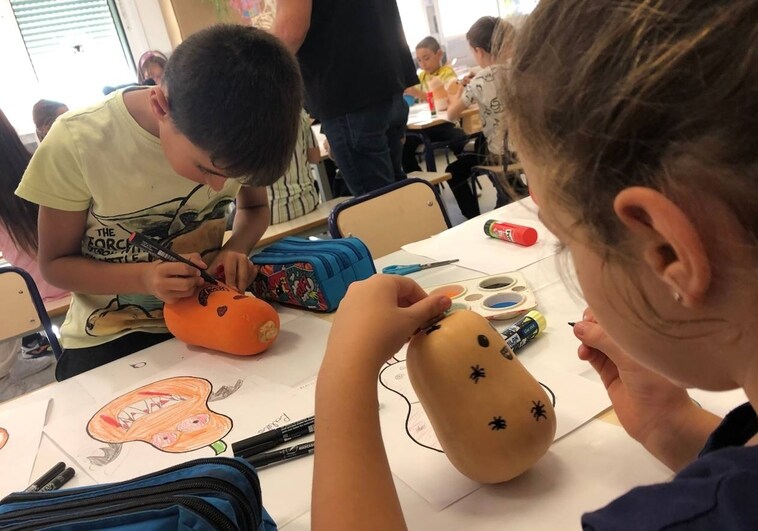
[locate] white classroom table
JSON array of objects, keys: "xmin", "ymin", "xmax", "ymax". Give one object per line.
[{"xmin": 9, "ymin": 201, "xmax": 740, "ymax": 528}]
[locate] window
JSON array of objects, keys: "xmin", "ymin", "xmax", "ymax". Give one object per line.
[{"xmin": 10, "ymin": 0, "xmax": 136, "ymax": 107}]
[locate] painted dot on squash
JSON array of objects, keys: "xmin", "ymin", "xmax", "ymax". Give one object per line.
[
  {"xmin": 217, "ymin": 306, "xmax": 228, "ymax": 317},
  {"xmin": 233, "ymin": 295, "xmax": 246, "ymax": 300},
  {"xmin": 477, "ymin": 335, "xmax": 489, "ymax": 348}
]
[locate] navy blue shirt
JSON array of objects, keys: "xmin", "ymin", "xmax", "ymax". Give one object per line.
[
  {"xmin": 296, "ymin": 0, "xmax": 418, "ymax": 119},
  {"xmin": 583, "ymin": 402, "xmax": 758, "ymax": 530}
]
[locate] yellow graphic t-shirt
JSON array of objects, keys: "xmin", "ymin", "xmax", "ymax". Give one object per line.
[
  {"xmin": 417, "ymin": 64, "xmax": 458, "ymax": 92},
  {"xmin": 16, "ymin": 89, "xmax": 241, "ymax": 350}
]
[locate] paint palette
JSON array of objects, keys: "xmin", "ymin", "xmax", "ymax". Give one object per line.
[{"xmin": 425, "ymin": 271, "xmax": 537, "ymax": 321}]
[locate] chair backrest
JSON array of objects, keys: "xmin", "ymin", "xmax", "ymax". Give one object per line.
[
  {"xmin": 0, "ymin": 267, "xmax": 63, "ymax": 359},
  {"xmin": 328, "ymin": 178, "xmax": 452, "ymax": 258}
]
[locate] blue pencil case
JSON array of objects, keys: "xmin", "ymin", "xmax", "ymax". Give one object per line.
[
  {"xmin": 0, "ymin": 457, "xmax": 276, "ymax": 530},
  {"xmin": 251, "ymin": 236, "xmax": 375, "ymax": 312}
]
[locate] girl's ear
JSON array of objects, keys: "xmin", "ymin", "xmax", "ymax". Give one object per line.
[
  {"xmin": 148, "ymin": 87, "xmax": 170, "ymax": 122},
  {"xmin": 613, "ymin": 187, "xmax": 711, "ymax": 307}
]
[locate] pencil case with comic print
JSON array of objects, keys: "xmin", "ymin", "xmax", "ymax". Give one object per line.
[{"xmin": 250, "ymin": 236, "xmax": 375, "ymax": 312}]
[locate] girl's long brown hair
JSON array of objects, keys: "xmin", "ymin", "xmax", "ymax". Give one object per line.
[{"xmin": 0, "ymin": 109, "xmax": 38, "ymax": 255}]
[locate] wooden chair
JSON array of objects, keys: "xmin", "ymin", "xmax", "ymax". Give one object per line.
[
  {"xmin": 0, "ymin": 267, "xmax": 63, "ymax": 359},
  {"xmin": 328, "ymin": 178, "xmax": 452, "ymax": 258}
]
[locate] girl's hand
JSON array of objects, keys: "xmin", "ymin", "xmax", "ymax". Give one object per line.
[
  {"xmin": 574, "ymin": 308, "xmax": 694, "ymax": 445},
  {"xmin": 207, "ymin": 251, "xmax": 258, "ymax": 293},
  {"xmin": 142, "ymin": 253, "xmax": 205, "ymax": 304},
  {"xmin": 324, "ymin": 275, "xmax": 452, "ymax": 373}
]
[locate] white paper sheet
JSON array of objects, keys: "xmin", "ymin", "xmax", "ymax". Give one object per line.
[
  {"xmin": 0, "ymin": 399, "xmax": 51, "ymax": 496},
  {"xmin": 44, "ymin": 355, "xmax": 311, "ymax": 484},
  {"xmin": 402, "ymin": 197, "xmax": 561, "ymax": 275},
  {"xmin": 377, "ymin": 349, "xmax": 611, "ymax": 509}
]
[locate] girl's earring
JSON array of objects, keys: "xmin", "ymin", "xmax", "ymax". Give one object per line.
[{"xmin": 673, "ymin": 292, "xmax": 683, "ymax": 304}]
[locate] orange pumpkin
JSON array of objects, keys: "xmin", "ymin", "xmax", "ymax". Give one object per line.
[
  {"xmin": 164, "ymin": 283, "xmax": 280, "ymax": 356},
  {"xmin": 87, "ymin": 376, "xmax": 231, "ymax": 455},
  {"xmin": 0, "ymin": 427, "xmax": 8, "ymax": 451},
  {"xmin": 407, "ymin": 310, "xmax": 556, "ymax": 483}
]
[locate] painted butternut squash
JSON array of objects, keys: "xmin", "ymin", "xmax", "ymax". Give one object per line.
[
  {"xmin": 407, "ymin": 310, "xmax": 556, "ymax": 483},
  {"xmin": 164, "ymin": 283, "xmax": 280, "ymax": 356},
  {"xmin": 0, "ymin": 427, "xmax": 8, "ymax": 451},
  {"xmin": 87, "ymin": 376, "xmax": 231, "ymax": 455}
]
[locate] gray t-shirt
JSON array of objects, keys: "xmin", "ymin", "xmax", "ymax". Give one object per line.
[{"xmin": 462, "ymin": 65, "xmax": 505, "ymax": 155}]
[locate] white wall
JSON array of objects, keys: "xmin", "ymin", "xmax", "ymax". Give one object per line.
[{"xmin": 117, "ymin": 0, "xmax": 173, "ymax": 64}]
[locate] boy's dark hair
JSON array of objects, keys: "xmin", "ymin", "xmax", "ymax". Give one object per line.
[
  {"xmin": 163, "ymin": 24, "xmax": 302, "ymax": 186},
  {"xmin": 415, "ymin": 36, "xmax": 441, "ymax": 52},
  {"xmin": 466, "ymin": 17, "xmax": 500, "ymax": 53}
]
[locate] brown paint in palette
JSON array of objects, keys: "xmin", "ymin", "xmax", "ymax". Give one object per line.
[{"xmin": 425, "ymin": 271, "xmax": 537, "ymax": 321}]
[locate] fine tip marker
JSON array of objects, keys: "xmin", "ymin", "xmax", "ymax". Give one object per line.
[{"xmin": 128, "ymin": 231, "xmax": 217, "ymax": 284}]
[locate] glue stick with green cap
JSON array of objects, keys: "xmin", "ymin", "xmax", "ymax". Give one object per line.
[
  {"xmin": 484, "ymin": 220, "xmax": 538, "ymax": 247},
  {"xmin": 502, "ymin": 310, "xmax": 546, "ymax": 353}
]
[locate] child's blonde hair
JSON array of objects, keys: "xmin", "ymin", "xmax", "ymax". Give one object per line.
[{"xmin": 504, "ymin": 1, "xmax": 758, "ymax": 258}]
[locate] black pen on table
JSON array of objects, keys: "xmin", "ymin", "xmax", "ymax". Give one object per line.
[
  {"xmin": 24, "ymin": 461, "xmax": 66, "ymax": 492},
  {"xmin": 233, "ymin": 416, "xmax": 315, "ymax": 458},
  {"xmin": 38, "ymin": 467, "xmax": 75, "ymax": 492},
  {"xmin": 246, "ymin": 441, "xmax": 315, "ymax": 469},
  {"xmin": 128, "ymin": 231, "xmax": 217, "ymax": 284}
]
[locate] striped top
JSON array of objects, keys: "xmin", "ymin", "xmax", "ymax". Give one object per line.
[{"xmin": 267, "ymin": 111, "xmax": 320, "ymax": 225}]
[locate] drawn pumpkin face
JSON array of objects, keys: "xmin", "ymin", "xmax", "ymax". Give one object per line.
[
  {"xmin": 407, "ymin": 310, "xmax": 556, "ymax": 483},
  {"xmin": 0, "ymin": 428, "xmax": 8, "ymax": 451},
  {"xmin": 87, "ymin": 376, "xmax": 231, "ymax": 455},
  {"xmin": 164, "ymin": 283, "xmax": 280, "ymax": 356}
]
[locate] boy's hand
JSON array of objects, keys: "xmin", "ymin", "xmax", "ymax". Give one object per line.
[
  {"xmin": 207, "ymin": 250, "xmax": 258, "ymax": 293},
  {"xmin": 323, "ymin": 275, "xmax": 452, "ymax": 374},
  {"xmin": 143, "ymin": 253, "xmax": 205, "ymax": 304},
  {"xmin": 573, "ymin": 308, "xmax": 694, "ymax": 445}
]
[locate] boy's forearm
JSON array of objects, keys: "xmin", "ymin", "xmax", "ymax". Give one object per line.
[
  {"xmin": 42, "ymin": 255, "xmax": 150, "ymax": 295},
  {"xmin": 225, "ymin": 204, "xmax": 270, "ymax": 254}
]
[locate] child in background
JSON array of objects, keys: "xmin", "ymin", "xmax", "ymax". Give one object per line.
[
  {"xmin": 0, "ymin": 108, "xmax": 68, "ymax": 382},
  {"xmin": 32, "ymin": 100, "xmax": 69, "ymax": 142},
  {"xmin": 16, "ymin": 25, "xmax": 302, "ymax": 380},
  {"xmin": 137, "ymin": 50, "xmax": 168, "ymax": 85},
  {"xmin": 311, "ymin": 1, "xmax": 758, "ymax": 529},
  {"xmin": 403, "ymin": 36, "xmax": 480, "ymax": 219},
  {"xmin": 267, "ymin": 110, "xmax": 321, "ymax": 224},
  {"xmin": 447, "ymin": 17, "xmax": 517, "ymax": 208}
]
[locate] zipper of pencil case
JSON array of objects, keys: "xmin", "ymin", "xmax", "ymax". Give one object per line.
[
  {"xmin": 2, "ymin": 458, "xmax": 262, "ymax": 527},
  {"xmin": 266, "ymin": 240, "xmax": 355, "ymax": 271},
  {"xmin": 6, "ymin": 494, "xmax": 237, "ymax": 531},
  {"xmin": 267, "ymin": 246, "xmax": 350, "ymax": 274},
  {"xmin": 0, "ymin": 479, "xmax": 253, "ymax": 530},
  {"xmin": 279, "ymin": 237, "xmax": 361, "ymax": 264},
  {"xmin": 256, "ymin": 248, "xmax": 335, "ymax": 276}
]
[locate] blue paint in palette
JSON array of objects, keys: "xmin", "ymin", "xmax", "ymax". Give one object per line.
[{"xmin": 489, "ymin": 301, "xmax": 518, "ymax": 309}]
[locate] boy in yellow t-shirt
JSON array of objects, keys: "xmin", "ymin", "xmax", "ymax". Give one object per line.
[
  {"xmin": 15, "ymin": 25, "xmax": 303, "ymax": 380},
  {"xmin": 402, "ymin": 36, "xmax": 480, "ymax": 219}
]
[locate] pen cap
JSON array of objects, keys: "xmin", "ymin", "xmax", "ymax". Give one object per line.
[{"xmin": 484, "ymin": 220, "xmax": 538, "ymax": 247}]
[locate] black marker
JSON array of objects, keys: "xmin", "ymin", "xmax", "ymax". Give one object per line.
[
  {"xmin": 38, "ymin": 467, "xmax": 75, "ymax": 492},
  {"xmin": 233, "ymin": 416, "xmax": 315, "ymax": 458},
  {"xmin": 246, "ymin": 441, "xmax": 315, "ymax": 469},
  {"xmin": 24, "ymin": 461, "xmax": 66, "ymax": 492},
  {"xmin": 568, "ymin": 322, "xmax": 576, "ymax": 327},
  {"xmin": 128, "ymin": 232, "xmax": 217, "ymax": 284}
]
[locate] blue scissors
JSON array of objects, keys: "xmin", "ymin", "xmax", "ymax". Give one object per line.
[{"xmin": 382, "ymin": 259, "xmax": 459, "ymax": 276}]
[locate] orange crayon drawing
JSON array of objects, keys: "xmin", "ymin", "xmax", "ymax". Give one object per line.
[{"xmin": 86, "ymin": 376, "xmax": 242, "ymax": 465}]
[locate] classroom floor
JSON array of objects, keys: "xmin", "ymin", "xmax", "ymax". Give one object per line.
[{"xmin": 0, "ymin": 169, "xmax": 502, "ymax": 405}]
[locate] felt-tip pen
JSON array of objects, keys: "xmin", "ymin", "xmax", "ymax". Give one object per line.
[
  {"xmin": 38, "ymin": 467, "xmax": 75, "ymax": 492},
  {"xmin": 502, "ymin": 310, "xmax": 546, "ymax": 352},
  {"xmin": 24, "ymin": 461, "xmax": 66, "ymax": 492},
  {"xmin": 247, "ymin": 441, "xmax": 315, "ymax": 469},
  {"xmin": 233, "ymin": 416, "xmax": 315, "ymax": 458},
  {"xmin": 128, "ymin": 232, "xmax": 217, "ymax": 284}
]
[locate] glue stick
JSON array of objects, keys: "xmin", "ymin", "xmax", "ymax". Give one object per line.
[
  {"xmin": 484, "ymin": 220, "xmax": 538, "ymax": 247},
  {"xmin": 502, "ymin": 310, "xmax": 546, "ymax": 352}
]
